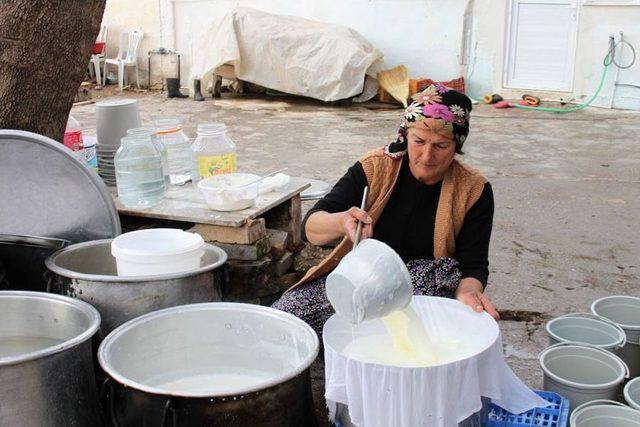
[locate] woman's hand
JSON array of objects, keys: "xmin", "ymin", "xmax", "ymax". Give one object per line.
[
  {"xmin": 305, "ymin": 208, "xmax": 372, "ymax": 246},
  {"xmin": 342, "ymin": 207, "xmax": 373, "ymax": 242},
  {"xmin": 456, "ymin": 278, "xmax": 499, "ymax": 320}
]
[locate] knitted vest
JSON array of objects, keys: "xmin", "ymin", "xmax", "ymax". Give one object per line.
[{"xmin": 288, "ymin": 147, "xmax": 488, "ymax": 291}]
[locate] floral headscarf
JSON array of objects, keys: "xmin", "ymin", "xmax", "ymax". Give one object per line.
[{"xmin": 386, "ymin": 84, "xmax": 472, "ymax": 157}]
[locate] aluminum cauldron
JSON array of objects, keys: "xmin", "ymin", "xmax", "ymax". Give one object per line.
[
  {"xmin": 0, "ymin": 291, "xmax": 102, "ymax": 426},
  {"xmin": 98, "ymin": 303, "xmax": 319, "ymax": 426},
  {"xmin": 45, "ymin": 239, "xmax": 227, "ymax": 336}
]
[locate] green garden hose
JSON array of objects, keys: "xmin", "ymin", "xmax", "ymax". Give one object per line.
[
  {"xmin": 513, "ymin": 63, "xmax": 610, "ymax": 114},
  {"xmin": 484, "ymin": 35, "xmax": 635, "ymax": 114}
]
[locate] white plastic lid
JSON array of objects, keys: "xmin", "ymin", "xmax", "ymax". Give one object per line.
[
  {"xmin": 96, "ymin": 98, "xmax": 138, "ymax": 108},
  {"xmin": 111, "ymin": 229, "xmax": 204, "ymax": 260}
]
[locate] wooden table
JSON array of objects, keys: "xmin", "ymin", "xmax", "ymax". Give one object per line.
[
  {"xmin": 115, "ymin": 182, "xmax": 309, "ymax": 228},
  {"xmin": 113, "ymin": 181, "xmax": 310, "ymax": 304}
]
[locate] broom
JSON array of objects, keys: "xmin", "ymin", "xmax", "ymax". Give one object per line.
[{"xmin": 378, "ymin": 65, "xmax": 409, "ymax": 107}]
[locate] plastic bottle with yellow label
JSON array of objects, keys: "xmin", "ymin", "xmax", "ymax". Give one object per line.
[{"xmin": 190, "ymin": 123, "xmax": 237, "ymax": 183}]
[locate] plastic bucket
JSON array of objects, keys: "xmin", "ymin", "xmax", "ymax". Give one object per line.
[
  {"xmin": 111, "ymin": 228, "xmax": 204, "ymax": 276},
  {"xmin": 539, "ymin": 342, "xmax": 629, "ymax": 412},
  {"xmin": 546, "ymin": 312, "xmax": 626, "ymax": 354},
  {"xmin": 570, "ymin": 400, "xmax": 640, "ymax": 427},
  {"xmin": 591, "ymin": 296, "xmax": 640, "ymax": 377},
  {"xmin": 325, "ymin": 238, "xmax": 412, "ymax": 324},
  {"xmin": 625, "ymin": 377, "xmax": 640, "ymax": 410}
]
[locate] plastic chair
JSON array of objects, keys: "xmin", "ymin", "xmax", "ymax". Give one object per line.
[
  {"xmin": 103, "ymin": 30, "xmax": 144, "ymax": 90},
  {"xmin": 88, "ymin": 24, "xmax": 108, "ymax": 86}
]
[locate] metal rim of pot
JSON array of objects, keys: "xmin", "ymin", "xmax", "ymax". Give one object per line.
[
  {"xmin": 539, "ymin": 342, "xmax": 629, "ymax": 390},
  {"xmin": 45, "ymin": 239, "xmax": 228, "ymax": 283},
  {"xmin": 98, "ymin": 302, "xmax": 320, "ymax": 398},
  {"xmin": 545, "ymin": 312, "xmax": 627, "ymax": 349},
  {"xmin": 0, "ymin": 290, "xmax": 101, "ymax": 366},
  {"xmin": 591, "ymin": 295, "xmax": 640, "ymax": 332}
]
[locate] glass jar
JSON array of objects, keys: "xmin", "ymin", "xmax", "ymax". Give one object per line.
[
  {"xmin": 190, "ymin": 123, "xmax": 237, "ymax": 183},
  {"xmin": 114, "ymin": 134, "xmax": 166, "ymax": 208},
  {"xmin": 154, "ymin": 118, "xmax": 192, "ymax": 185},
  {"xmin": 127, "ymin": 127, "xmax": 170, "ymax": 187}
]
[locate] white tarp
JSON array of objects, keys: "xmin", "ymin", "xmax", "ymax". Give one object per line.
[{"xmin": 190, "ymin": 7, "xmax": 385, "ymax": 102}]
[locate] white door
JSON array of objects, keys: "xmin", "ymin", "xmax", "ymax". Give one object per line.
[{"xmin": 504, "ymin": 0, "xmax": 579, "ymax": 91}]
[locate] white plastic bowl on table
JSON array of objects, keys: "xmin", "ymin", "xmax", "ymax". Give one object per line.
[
  {"xmin": 197, "ymin": 173, "xmax": 260, "ymax": 211},
  {"xmin": 111, "ymin": 228, "xmax": 204, "ymax": 276}
]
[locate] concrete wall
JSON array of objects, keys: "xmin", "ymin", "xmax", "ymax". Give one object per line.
[
  {"xmin": 101, "ymin": 0, "xmax": 179, "ymax": 88},
  {"xmin": 468, "ymin": 1, "xmax": 640, "ymax": 109},
  {"xmin": 100, "ymin": 0, "xmax": 640, "ymax": 109},
  {"xmin": 169, "ymin": 0, "xmax": 468, "ymax": 86}
]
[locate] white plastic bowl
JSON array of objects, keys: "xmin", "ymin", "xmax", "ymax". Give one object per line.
[
  {"xmin": 111, "ymin": 228, "xmax": 204, "ymax": 276},
  {"xmin": 197, "ymin": 173, "xmax": 260, "ymax": 211}
]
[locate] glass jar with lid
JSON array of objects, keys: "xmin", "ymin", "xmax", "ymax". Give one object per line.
[
  {"xmin": 154, "ymin": 118, "xmax": 192, "ymax": 185},
  {"xmin": 127, "ymin": 127, "xmax": 170, "ymax": 187},
  {"xmin": 114, "ymin": 134, "xmax": 166, "ymax": 208},
  {"xmin": 190, "ymin": 123, "xmax": 237, "ymax": 182}
]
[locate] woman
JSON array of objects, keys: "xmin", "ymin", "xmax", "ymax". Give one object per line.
[{"xmin": 273, "ymin": 84, "xmax": 499, "ymax": 337}]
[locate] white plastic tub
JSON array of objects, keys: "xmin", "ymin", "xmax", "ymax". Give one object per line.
[
  {"xmin": 591, "ymin": 296, "xmax": 640, "ymax": 378},
  {"xmin": 539, "ymin": 343, "xmax": 629, "ymax": 413},
  {"xmin": 197, "ymin": 173, "xmax": 260, "ymax": 211},
  {"xmin": 111, "ymin": 229, "xmax": 204, "ymax": 276}
]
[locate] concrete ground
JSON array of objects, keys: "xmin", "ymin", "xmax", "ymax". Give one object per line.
[{"xmin": 72, "ymin": 88, "xmax": 640, "ymax": 391}]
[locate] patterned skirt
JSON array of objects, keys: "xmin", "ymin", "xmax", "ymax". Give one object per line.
[{"xmin": 271, "ymin": 257, "xmax": 461, "ymax": 338}]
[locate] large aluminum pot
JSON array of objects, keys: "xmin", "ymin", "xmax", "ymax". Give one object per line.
[
  {"xmin": 0, "ymin": 291, "xmax": 102, "ymax": 427},
  {"xmin": 0, "ymin": 234, "xmax": 69, "ymax": 292},
  {"xmin": 98, "ymin": 303, "xmax": 319, "ymax": 427},
  {"xmin": 45, "ymin": 239, "xmax": 227, "ymax": 336}
]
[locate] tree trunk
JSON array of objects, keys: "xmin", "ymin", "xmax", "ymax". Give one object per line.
[{"xmin": 0, "ymin": 0, "xmax": 106, "ymax": 142}]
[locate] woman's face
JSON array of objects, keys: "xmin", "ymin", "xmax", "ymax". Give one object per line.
[{"xmin": 407, "ymin": 125, "xmax": 456, "ymax": 185}]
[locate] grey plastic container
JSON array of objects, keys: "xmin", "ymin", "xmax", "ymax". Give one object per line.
[
  {"xmin": 539, "ymin": 342, "xmax": 629, "ymax": 413},
  {"xmin": 546, "ymin": 312, "xmax": 626, "ymax": 354},
  {"xmin": 570, "ymin": 400, "xmax": 640, "ymax": 427},
  {"xmin": 591, "ymin": 296, "xmax": 640, "ymax": 378},
  {"xmin": 625, "ymin": 377, "xmax": 640, "ymax": 410}
]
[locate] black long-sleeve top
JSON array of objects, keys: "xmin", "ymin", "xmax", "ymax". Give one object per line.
[{"xmin": 302, "ymin": 157, "xmax": 494, "ymax": 286}]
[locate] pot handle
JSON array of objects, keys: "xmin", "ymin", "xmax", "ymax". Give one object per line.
[
  {"xmin": 44, "ymin": 270, "xmax": 58, "ymax": 294},
  {"xmin": 0, "ymin": 233, "xmax": 70, "ymax": 249},
  {"xmin": 553, "ymin": 312, "xmax": 627, "ymax": 348},
  {"xmin": 540, "ymin": 341, "xmax": 630, "ymax": 378},
  {"xmin": 161, "ymin": 398, "xmax": 178, "ymax": 427},
  {"xmin": 99, "ymin": 378, "xmax": 121, "ymax": 427}
]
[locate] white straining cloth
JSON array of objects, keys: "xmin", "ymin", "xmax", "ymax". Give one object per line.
[{"xmin": 323, "ymin": 296, "xmax": 548, "ymax": 427}]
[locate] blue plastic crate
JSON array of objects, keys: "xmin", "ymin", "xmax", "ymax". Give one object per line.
[{"xmin": 485, "ymin": 390, "xmax": 569, "ymax": 427}]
